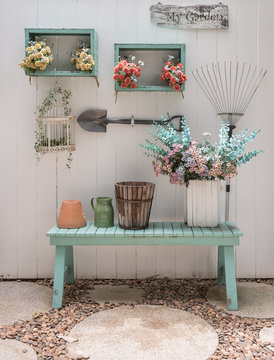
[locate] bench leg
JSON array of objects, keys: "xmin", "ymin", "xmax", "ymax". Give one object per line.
[
  {"xmin": 65, "ymin": 246, "xmax": 74, "ymax": 284},
  {"xmin": 217, "ymin": 246, "xmax": 225, "ymax": 286},
  {"xmin": 53, "ymin": 246, "xmax": 66, "ymax": 309},
  {"xmin": 224, "ymin": 245, "xmax": 238, "ymax": 311}
]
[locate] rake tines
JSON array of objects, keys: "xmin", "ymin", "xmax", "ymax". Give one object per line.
[{"xmin": 192, "ymin": 61, "xmax": 267, "ymax": 124}]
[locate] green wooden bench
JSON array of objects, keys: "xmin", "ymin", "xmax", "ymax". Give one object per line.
[{"xmin": 47, "ymin": 221, "xmax": 242, "ymax": 310}]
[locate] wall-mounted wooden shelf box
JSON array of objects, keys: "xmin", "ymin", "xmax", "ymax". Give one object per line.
[
  {"xmin": 25, "ymin": 28, "xmax": 98, "ymax": 77},
  {"xmin": 114, "ymin": 43, "xmax": 186, "ymax": 92}
]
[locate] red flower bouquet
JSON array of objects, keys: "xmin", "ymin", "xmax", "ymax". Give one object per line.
[
  {"xmin": 113, "ymin": 57, "xmax": 143, "ymax": 89},
  {"xmin": 161, "ymin": 56, "xmax": 187, "ymax": 92}
]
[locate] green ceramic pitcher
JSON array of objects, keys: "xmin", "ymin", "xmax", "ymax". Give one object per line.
[{"xmin": 91, "ymin": 197, "xmax": 114, "ymax": 228}]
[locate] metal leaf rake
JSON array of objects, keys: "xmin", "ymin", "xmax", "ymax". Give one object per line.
[
  {"xmin": 192, "ymin": 61, "xmax": 267, "ymax": 221},
  {"xmin": 192, "ymin": 61, "xmax": 267, "ymax": 125}
]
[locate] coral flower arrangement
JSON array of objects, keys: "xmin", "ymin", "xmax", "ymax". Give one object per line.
[
  {"xmin": 142, "ymin": 117, "xmax": 262, "ymax": 187},
  {"xmin": 71, "ymin": 40, "xmax": 95, "ymax": 73},
  {"xmin": 161, "ymin": 56, "xmax": 187, "ymax": 91},
  {"xmin": 113, "ymin": 56, "xmax": 144, "ymax": 89},
  {"xmin": 19, "ymin": 40, "xmax": 52, "ymax": 73}
]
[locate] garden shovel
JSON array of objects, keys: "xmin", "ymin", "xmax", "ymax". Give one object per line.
[{"xmin": 77, "ymin": 109, "xmax": 183, "ymax": 132}]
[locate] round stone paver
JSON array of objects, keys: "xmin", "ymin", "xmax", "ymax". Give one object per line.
[
  {"xmin": 0, "ymin": 282, "xmax": 52, "ymax": 325},
  {"xmin": 0, "ymin": 339, "xmax": 37, "ymax": 360},
  {"xmin": 67, "ymin": 305, "xmax": 218, "ymax": 360},
  {"xmin": 86, "ymin": 285, "xmax": 145, "ymax": 304},
  {"xmin": 259, "ymin": 326, "xmax": 274, "ymax": 352},
  {"xmin": 207, "ymin": 282, "xmax": 274, "ymax": 318}
]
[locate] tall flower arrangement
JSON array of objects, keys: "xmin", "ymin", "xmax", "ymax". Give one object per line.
[
  {"xmin": 19, "ymin": 40, "xmax": 52, "ymax": 73},
  {"xmin": 113, "ymin": 56, "xmax": 144, "ymax": 89},
  {"xmin": 141, "ymin": 117, "xmax": 262, "ymax": 186},
  {"xmin": 161, "ymin": 55, "xmax": 187, "ymax": 92}
]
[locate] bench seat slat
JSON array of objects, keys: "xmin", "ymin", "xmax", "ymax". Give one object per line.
[
  {"xmin": 201, "ymin": 227, "xmax": 214, "ymax": 236},
  {"xmin": 115, "ymin": 225, "xmax": 125, "ymax": 236},
  {"xmin": 47, "ymin": 224, "xmax": 60, "ymax": 236},
  {"xmin": 181, "ymin": 223, "xmax": 194, "ymax": 236},
  {"xmin": 163, "ymin": 222, "xmax": 173, "ymax": 236},
  {"xmin": 105, "ymin": 224, "xmax": 118, "ymax": 235},
  {"xmin": 85, "ymin": 223, "xmax": 98, "ymax": 236},
  {"xmin": 211, "ymin": 226, "xmax": 223, "ymax": 236},
  {"xmin": 171, "ymin": 222, "xmax": 184, "ymax": 236},
  {"xmin": 226, "ymin": 222, "xmax": 243, "ymax": 236},
  {"xmin": 218, "ymin": 223, "xmax": 234, "ymax": 236},
  {"xmin": 134, "ymin": 228, "xmax": 145, "ymax": 237},
  {"xmin": 153, "ymin": 222, "xmax": 163, "ymax": 236},
  {"xmin": 66, "ymin": 228, "xmax": 80, "ymax": 236},
  {"xmin": 192, "ymin": 227, "xmax": 203, "ymax": 237},
  {"xmin": 95, "ymin": 227, "xmax": 107, "ymax": 236},
  {"xmin": 76, "ymin": 222, "xmax": 92, "ymax": 235},
  {"xmin": 144, "ymin": 223, "xmax": 154, "ymax": 236},
  {"xmin": 124, "ymin": 229, "xmax": 135, "ymax": 236},
  {"xmin": 56, "ymin": 228, "xmax": 69, "ymax": 236}
]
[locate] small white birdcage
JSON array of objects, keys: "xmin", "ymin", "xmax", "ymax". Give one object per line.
[{"xmin": 36, "ymin": 93, "xmax": 76, "ymax": 154}]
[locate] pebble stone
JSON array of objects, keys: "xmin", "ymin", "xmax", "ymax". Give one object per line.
[
  {"xmin": 259, "ymin": 326, "xmax": 274, "ymax": 352},
  {"xmin": 67, "ymin": 305, "xmax": 219, "ymax": 360},
  {"xmin": 86, "ymin": 284, "xmax": 145, "ymax": 304},
  {"xmin": 0, "ymin": 282, "xmax": 52, "ymax": 326},
  {"xmin": 0, "ymin": 339, "xmax": 37, "ymax": 360},
  {"xmin": 207, "ymin": 282, "xmax": 274, "ymax": 318},
  {"xmin": 0, "ymin": 278, "xmax": 274, "ymax": 359}
]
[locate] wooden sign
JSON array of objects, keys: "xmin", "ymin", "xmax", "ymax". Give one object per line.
[{"xmin": 150, "ymin": 3, "xmax": 229, "ymax": 29}]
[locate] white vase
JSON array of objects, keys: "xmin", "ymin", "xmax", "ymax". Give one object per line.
[{"xmin": 186, "ymin": 180, "xmax": 219, "ymax": 227}]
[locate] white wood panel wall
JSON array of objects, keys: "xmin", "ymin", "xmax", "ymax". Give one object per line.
[{"xmin": 1, "ymin": 0, "xmax": 274, "ymax": 279}]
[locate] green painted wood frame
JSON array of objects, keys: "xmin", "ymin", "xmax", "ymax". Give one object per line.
[
  {"xmin": 114, "ymin": 43, "xmax": 186, "ymax": 92},
  {"xmin": 24, "ymin": 28, "xmax": 98, "ymax": 77}
]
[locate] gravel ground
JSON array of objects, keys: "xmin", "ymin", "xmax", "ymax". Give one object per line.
[{"xmin": 0, "ymin": 278, "xmax": 274, "ymax": 360}]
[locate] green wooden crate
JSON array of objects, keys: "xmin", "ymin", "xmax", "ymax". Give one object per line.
[
  {"xmin": 24, "ymin": 28, "xmax": 98, "ymax": 77},
  {"xmin": 114, "ymin": 43, "xmax": 186, "ymax": 92}
]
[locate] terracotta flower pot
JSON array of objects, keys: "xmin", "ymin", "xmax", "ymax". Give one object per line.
[{"xmin": 57, "ymin": 200, "xmax": 87, "ymax": 229}]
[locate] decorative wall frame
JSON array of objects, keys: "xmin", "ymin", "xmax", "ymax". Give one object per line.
[
  {"xmin": 114, "ymin": 43, "xmax": 186, "ymax": 92},
  {"xmin": 25, "ymin": 28, "xmax": 98, "ymax": 78}
]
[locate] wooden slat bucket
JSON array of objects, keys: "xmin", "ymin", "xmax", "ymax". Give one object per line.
[{"xmin": 115, "ymin": 181, "xmax": 155, "ymax": 230}]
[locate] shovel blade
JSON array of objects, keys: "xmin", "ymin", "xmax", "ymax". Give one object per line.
[{"xmin": 77, "ymin": 109, "xmax": 108, "ymax": 132}]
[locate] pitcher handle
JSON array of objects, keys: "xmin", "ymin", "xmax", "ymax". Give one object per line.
[{"xmin": 91, "ymin": 198, "xmax": 96, "ymax": 212}]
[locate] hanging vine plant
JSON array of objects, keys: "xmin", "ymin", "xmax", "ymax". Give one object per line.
[{"xmin": 38, "ymin": 86, "xmax": 72, "ymax": 117}]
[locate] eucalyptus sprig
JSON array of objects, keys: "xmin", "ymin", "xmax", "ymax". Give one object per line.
[{"xmin": 141, "ymin": 116, "xmax": 191, "ymax": 157}]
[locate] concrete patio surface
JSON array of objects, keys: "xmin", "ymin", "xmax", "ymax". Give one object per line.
[
  {"xmin": 86, "ymin": 284, "xmax": 145, "ymax": 304},
  {"xmin": 0, "ymin": 282, "xmax": 52, "ymax": 326},
  {"xmin": 207, "ymin": 282, "xmax": 274, "ymax": 318},
  {"xmin": 67, "ymin": 305, "xmax": 219, "ymax": 360},
  {"xmin": 0, "ymin": 339, "xmax": 37, "ymax": 360}
]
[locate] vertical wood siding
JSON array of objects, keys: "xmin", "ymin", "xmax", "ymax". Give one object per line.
[{"xmin": 1, "ymin": 0, "xmax": 274, "ymax": 279}]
